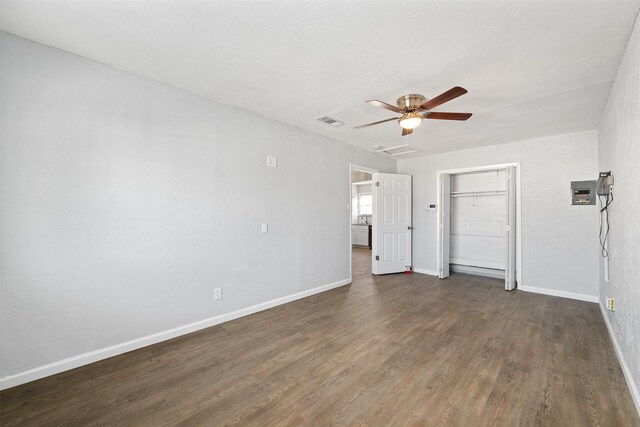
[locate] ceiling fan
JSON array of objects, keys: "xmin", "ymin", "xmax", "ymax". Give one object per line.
[{"xmin": 355, "ymin": 86, "xmax": 472, "ymax": 136}]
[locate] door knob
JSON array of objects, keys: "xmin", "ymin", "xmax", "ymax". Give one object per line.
[{"xmin": 408, "ymin": 226, "xmax": 414, "ymax": 230}]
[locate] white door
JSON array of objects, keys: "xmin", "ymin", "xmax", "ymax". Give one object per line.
[
  {"xmin": 505, "ymin": 166, "xmax": 517, "ymax": 290},
  {"xmin": 438, "ymin": 173, "xmax": 451, "ymax": 279},
  {"xmin": 372, "ymin": 173, "xmax": 412, "ymax": 275}
]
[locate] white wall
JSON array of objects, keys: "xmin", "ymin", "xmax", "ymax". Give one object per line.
[
  {"xmin": 598, "ymin": 11, "xmax": 640, "ymax": 411},
  {"xmin": 0, "ymin": 32, "xmax": 395, "ymax": 383},
  {"xmin": 398, "ymin": 131, "xmax": 600, "ymax": 299}
]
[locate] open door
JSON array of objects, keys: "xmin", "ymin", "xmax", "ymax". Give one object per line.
[
  {"xmin": 505, "ymin": 166, "xmax": 517, "ymax": 290},
  {"xmin": 372, "ymin": 173, "xmax": 412, "ymax": 275},
  {"xmin": 438, "ymin": 173, "xmax": 451, "ymax": 279}
]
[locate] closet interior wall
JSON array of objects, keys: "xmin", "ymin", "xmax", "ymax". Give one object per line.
[{"xmin": 450, "ymin": 169, "xmax": 507, "ymax": 278}]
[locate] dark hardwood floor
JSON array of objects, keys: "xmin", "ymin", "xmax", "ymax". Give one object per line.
[{"xmin": 1, "ymin": 247, "xmax": 638, "ymax": 426}]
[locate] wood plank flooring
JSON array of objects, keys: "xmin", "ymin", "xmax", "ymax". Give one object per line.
[{"xmin": 1, "ymin": 247, "xmax": 638, "ymax": 426}]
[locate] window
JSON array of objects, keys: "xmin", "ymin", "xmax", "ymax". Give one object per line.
[
  {"xmin": 358, "ymin": 194, "xmax": 372, "ymax": 215},
  {"xmin": 352, "ymin": 182, "xmax": 373, "ymax": 223}
]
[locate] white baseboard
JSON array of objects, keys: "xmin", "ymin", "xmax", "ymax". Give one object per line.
[
  {"xmin": 0, "ymin": 277, "xmax": 352, "ymax": 391},
  {"xmin": 413, "ymin": 268, "xmax": 439, "ymax": 277},
  {"xmin": 450, "ymin": 257, "xmax": 505, "ymax": 271},
  {"xmin": 518, "ymin": 285, "xmax": 599, "ymax": 303},
  {"xmin": 599, "ymin": 302, "xmax": 640, "ymax": 417},
  {"xmin": 450, "ymin": 264, "xmax": 505, "ymax": 279}
]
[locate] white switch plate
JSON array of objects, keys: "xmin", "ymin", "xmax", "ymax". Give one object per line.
[
  {"xmin": 267, "ymin": 156, "xmax": 277, "ymax": 168},
  {"xmin": 261, "ymin": 223, "xmax": 268, "ymax": 233},
  {"xmin": 214, "ymin": 287, "xmax": 223, "ymax": 301}
]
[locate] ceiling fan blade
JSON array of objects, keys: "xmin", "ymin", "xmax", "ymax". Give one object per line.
[
  {"xmin": 425, "ymin": 112, "xmax": 472, "ymax": 121},
  {"xmin": 421, "ymin": 87, "xmax": 468, "ymax": 110},
  {"xmin": 366, "ymin": 100, "xmax": 404, "ymax": 113},
  {"xmin": 354, "ymin": 117, "xmax": 399, "ymax": 129},
  {"xmin": 402, "ymin": 128, "xmax": 414, "ymax": 136}
]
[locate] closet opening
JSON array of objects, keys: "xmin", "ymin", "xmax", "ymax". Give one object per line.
[{"xmin": 437, "ymin": 163, "xmax": 521, "ymax": 291}]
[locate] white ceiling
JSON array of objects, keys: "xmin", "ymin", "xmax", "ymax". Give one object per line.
[{"xmin": 2, "ymin": 1, "xmax": 639, "ymax": 157}]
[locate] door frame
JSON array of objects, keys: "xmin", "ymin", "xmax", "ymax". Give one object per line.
[
  {"xmin": 436, "ymin": 162, "xmax": 522, "ymax": 288},
  {"xmin": 349, "ymin": 163, "xmax": 379, "ymax": 278}
]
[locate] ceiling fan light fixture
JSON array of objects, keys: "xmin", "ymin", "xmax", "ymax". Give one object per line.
[
  {"xmin": 355, "ymin": 87, "xmax": 471, "ymax": 135},
  {"xmin": 398, "ymin": 112, "xmax": 423, "ymax": 130}
]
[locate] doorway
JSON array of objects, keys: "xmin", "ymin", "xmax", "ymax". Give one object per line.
[
  {"xmin": 350, "ymin": 164, "xmax": 377, "ymax": 278},
  {"xmin": 437, "ymin": 163, "xmax": 521, "ymax": 291},
  {"xmin": 349, "ymin": 164, "xmax": 414, "ymax": 277}
]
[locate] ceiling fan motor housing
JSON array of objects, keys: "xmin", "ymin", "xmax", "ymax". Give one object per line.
[{"xmin": 396, "ymin": 94, "xmax": 426, "ymax": 110}]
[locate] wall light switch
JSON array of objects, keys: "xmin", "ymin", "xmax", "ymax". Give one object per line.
[
  {"xmin": 267, "ymin": 156, "xmax": 277, "ymax": 168},
  {"xmin": 261, "ymin": 223, "xmax": 268, "ymax": 233}
]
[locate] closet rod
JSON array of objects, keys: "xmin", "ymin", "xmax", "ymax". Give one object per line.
[{"xmin": 450, "ymin": 190, "xmax": 506, "ymax": 197}]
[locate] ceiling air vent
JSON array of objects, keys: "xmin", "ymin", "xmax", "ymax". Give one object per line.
[
  {"xmin": 376, "ymin": 144, "xmax": 419, "ymax": 156},
  {"xmin": 316, "ymin": 115, "xmax": 345, "ymax": 127}
]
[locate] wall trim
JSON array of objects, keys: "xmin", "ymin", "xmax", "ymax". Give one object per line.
[
  {"xmin": 0, "ymin": 277, "xmax": 352, "ymax": 391},
  {"xmin": 599, "ymin": 302, "xmax": 640, "ymax": 416},
  {"xmin": 413, "ymin": 268, "xmax": 439, "ymax": 276},
  {"xmin": 450, "ymin": 264, "xmax": 505, "ymax": 280},
  {"xmin": 518, "ymin": 285, "xmax": 599, "ymax": 303}
]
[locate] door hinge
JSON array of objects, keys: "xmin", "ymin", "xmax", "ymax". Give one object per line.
[
  {"xmin": 375, "ymin": 255, "xmax": 379, "ymax": 261},
  {"xmin": 375, "ymin": 181, "xmax": 380, "ymax": 187}
]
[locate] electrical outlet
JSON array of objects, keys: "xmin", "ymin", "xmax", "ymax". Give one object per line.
[
  {"xmin": 606, "ymin": 297, "xmax": 615, "ymax": 311},
  {"xmin": 266, "ymin": 156, "xmax": 277, "ymax": 168},
  {"xmin": 214, "ymin": 287, "xmax": 223, "ymax": 301}
]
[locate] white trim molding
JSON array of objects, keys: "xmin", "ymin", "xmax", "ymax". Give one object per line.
[
  {"xmin": 599, "ymin": 303, "xmax": 640, "ymax": 416},
  {"xmin": 0, "ymin": 277, "xmax": 352, "ymax": 391},
  {"xmin": 450, "ymin": 264, "xmax": 505, "ymax": 280},
  {"xmin": 413, "ymin": 268, "xmax": 439, "ymax": 277},
  {"xmin": 518, "ymin": 285, "xmax": 599, "ymax": 303}
]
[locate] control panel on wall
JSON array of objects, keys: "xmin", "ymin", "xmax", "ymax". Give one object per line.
[
  {"xmin": 570, "ymin": 180, "xmax": 596, "ymax": 205},
  {"xmin": 597, "ymin": 171, "xmax": 614, "ymax": 195}
]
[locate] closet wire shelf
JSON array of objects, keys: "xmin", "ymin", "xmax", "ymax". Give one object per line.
[{"xmin": 450, "ymin": 190, "xmax": 506, "ymax": 197}]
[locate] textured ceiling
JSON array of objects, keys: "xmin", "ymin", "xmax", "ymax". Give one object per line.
[{"xmin": 2, "ymin": 0, "xmax": 639, "ymax": 157}]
